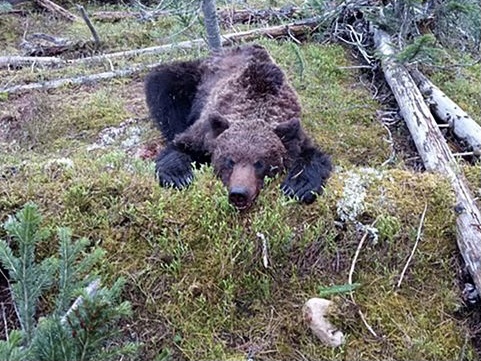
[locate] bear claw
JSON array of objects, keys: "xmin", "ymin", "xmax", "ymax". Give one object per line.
[{"xmin": 156, "ymin": 170, "xmax": 193, "ymax": 189}]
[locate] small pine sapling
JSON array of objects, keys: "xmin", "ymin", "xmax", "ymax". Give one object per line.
[{"xmin": 0, "ymin": 202, "xmax": 138, "ymax": 360}]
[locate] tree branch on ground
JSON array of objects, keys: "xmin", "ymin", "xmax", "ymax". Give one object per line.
[
  {"xmin": 32, "ymin": 0, "xmax": 78, "ymax": 21},
  {"xmin": 0, "ymin": 55, "xmax": 66, "ymax": 69},
  {"xmin": 410, "ymin": 68, "xmax": 481, "ymax": 153}
]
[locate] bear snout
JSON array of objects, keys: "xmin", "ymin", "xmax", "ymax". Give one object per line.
[
  {"xmin": 228, "ymin": 165, "xmax": 260, "ymax": 210},
  {"xmin": 228, "ymin": 186, "xmax": 251, "ymax": 210}
]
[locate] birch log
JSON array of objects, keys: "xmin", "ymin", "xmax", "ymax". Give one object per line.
[
  {"xmin": 0, "ymin": 55, "xmax": 66, "ymax": 69},
  {"xmin": 410, "ymin": 68, "xmax": 481, "ymax": 153},
  {"xmin": 374, "ymin": 27, "xmax": 481, "ymax": 293}
]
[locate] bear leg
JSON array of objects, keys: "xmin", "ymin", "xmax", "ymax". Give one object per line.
[
  {"xmin": 155, "ymin": 145, "xmax": 195, "ymax": 189},
  {"xmin": 281, "ymin": 147, "xmax": 332, "ymax": 204},
  {"xmin": 145, "ymin": 60, "xmax": 204, "ymax": 141}
]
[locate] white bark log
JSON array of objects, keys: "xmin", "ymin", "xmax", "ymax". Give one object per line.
[
  {"xmin": 374, "ymin": 27, "xmax": 481, "ymax": 293},
  {"xmin": 1, "ymin": 64, "xmax": 152, "ymax": 94},
  {"xmin": 0, "ymin": 55, "xmax": 66, "ymax": 69},
  {"xmin": 410, "ymin": 68, "xmax": 481, "ymax": 152}
]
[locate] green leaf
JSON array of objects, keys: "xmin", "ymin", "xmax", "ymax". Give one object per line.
[{"xmin": 318, "ymin": 283, "xmax": 361, "ymax": 297}]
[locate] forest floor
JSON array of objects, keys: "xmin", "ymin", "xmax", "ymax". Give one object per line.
[{"xmin": 1, "ymin": 1, "xmax": 481, "ymax": 360}]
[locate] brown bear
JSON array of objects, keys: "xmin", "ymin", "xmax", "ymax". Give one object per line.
[{"xmin": 145, "ymin": 44, "xmax": 332, "ymax": 210}]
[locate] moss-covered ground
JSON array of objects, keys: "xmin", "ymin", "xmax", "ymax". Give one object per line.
[{"xmin": 1, "ymin": 1, "xmax": 481, "ymax": 360}]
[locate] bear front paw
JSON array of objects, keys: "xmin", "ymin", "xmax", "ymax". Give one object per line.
[
  {"xmin": 156, "ymin": 168, "xmax": 193, "ymax": 189},
  {"xmin": 155, "ymin": 147, "xmax": 194, "ymax": 189},
  {"xmin": 281, "ymin": 169, "xmax": 321, "ymax": 204}
]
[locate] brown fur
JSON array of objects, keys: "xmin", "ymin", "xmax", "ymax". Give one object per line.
[
  {"xmin": 173, "ymin": 45, "xmax": 315, "ymax": 209},
  {"xmin": 147, "ymin": 44, "xmax": 332, "ymax": 210}
]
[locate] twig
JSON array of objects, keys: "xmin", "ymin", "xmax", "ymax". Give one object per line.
[
  {"xmin": 256, "ymin": 232, "xmax": 269, "ymax": 268},
  {"xmin": 60, "ymin": 279, "xmax": 100, "ymax": 325},
  {"xmin": 337, "ymin": 65, "xmax": 373, "ymax": 70},
  {"xmin": 452, "ymin": 151, "xmax": 480, "ymax": 158},
  {"xmin": 397, "ymin": 203, "xmax": 428, "ymax": 288},
  {"xmin": 348, "ymin": 219, "xmax": 379, "ymax": 338},
  {"xmin": 77, "ymin": 5, "xmax": 101, "ymax": 49},
  {"xmin": 1, "ymin": 303, "xmax": 8, "ymax": 341}
]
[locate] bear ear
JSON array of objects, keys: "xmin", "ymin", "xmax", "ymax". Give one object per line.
[
  {"xmin": 209, "ymin": 113, "xmax": 230, "ymax": 138},
  {"xmin": 274, "ymin": 118, "xmax": 300, "ymax": 141}
]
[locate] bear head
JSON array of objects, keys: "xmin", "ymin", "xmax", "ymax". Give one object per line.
[{"xmin": 175, "ymin": 114, "xmax": 302, "ymax": 210}]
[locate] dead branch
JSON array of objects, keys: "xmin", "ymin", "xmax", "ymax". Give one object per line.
[
  {"xmin": 77, "ymin": 5, "xmax": 101, "ymax": 49},
  {"xmin": 374, "ymin": 26, "xmax": 481, "ymax": 294},
  {"xmin": 0, "ymin": 9, "xmax": 27, "ymax": 16},
  {"xmin": 0, "ymin": 55, "xmax": 66, "ymax": 69},
  {"xmin": 32, "ymin": 0, "xmax": 78, "ymax": 21},
  {"xmin": 60, "ymin": 279, "xmax": 100, "ymax": 325},
  {"xmin": 19, "ymin": 31, "xmax": 101, "ymax": 58},
  {"xmin": 397, "ymin": 203, "xmax": 428, "ymax": 288},
  {"xmin": 410, "ymin": 68, "xmax": 481, "ymax": 153},
  {"xmin": 348, "ymin": 219, "xmax": 379, "ymax": 338},
  {"xmin": 1, "ymin": 63, "xmax": 152, "ymax": 94}
]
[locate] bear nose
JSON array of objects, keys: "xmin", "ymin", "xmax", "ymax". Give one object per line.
[{"xmin": 229, "ymin": 186, "xmax": 250, "ymax": 209}]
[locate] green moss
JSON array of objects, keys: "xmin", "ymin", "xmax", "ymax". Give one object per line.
[{"xmin": 0, "ymin": 149, "xmax": 471, "ymax": 360}]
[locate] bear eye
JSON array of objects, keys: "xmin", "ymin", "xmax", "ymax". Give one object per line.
[
  {"xmin": 254, "ymin": 160, "xmax": 264, "ymax": 171},
  {"xmin": 225, "ymin": 158, "xmax": 235, "ymax": 169}
]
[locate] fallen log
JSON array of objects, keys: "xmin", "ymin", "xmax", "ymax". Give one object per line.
[
  {"xmin": 32, "ymin": 0, "xmax": 78, "ymax": 21},
  {"xmin": 0, "ymin": 63, "xmax": 151, "ymax": 94},
  {"xmin": 0, "ymin": 55, "xmax": 66, "ymax": 69},
  {"xmin": 6, "ymin": 17, "xmax": 319, "ymax": 70},
  {"xmin": 374, "ymin": 27, "xmax": 481, "ymax": 293},
  {"xmin": 410, "ymin": 68, "xmax": 481, "ymax": 153}
]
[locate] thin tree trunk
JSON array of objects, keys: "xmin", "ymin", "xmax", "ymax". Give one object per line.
[
  {"xmin": 202, "ymin": 0, "xmax": 222, "ymax": 52},
  {"xmin": 374, "ymin": 26, "xmax": 481, "ymax": 293}
]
